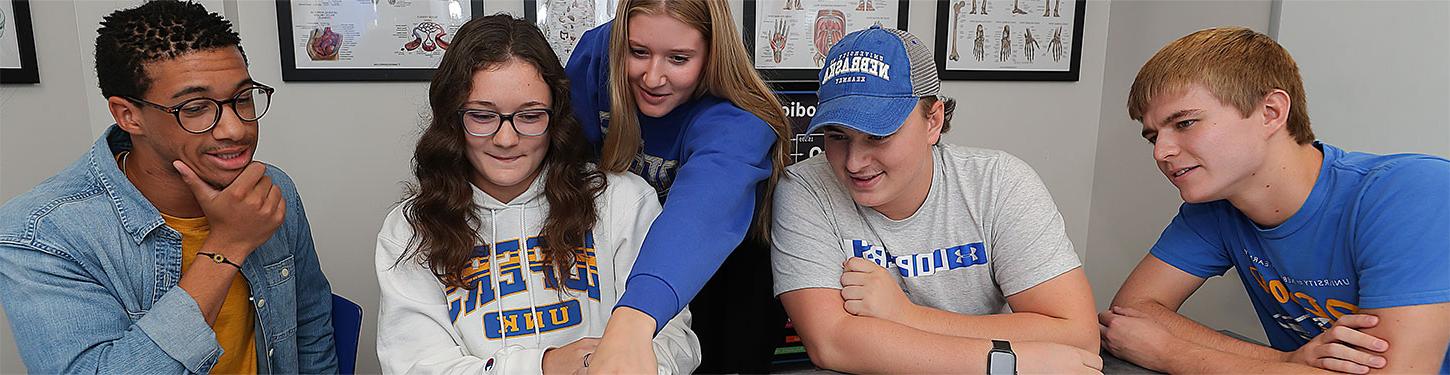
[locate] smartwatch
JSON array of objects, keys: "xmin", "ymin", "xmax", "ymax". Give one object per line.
[{"xmin": 987, "ymin": 339, "xmax": 1016, "ymax": 375}]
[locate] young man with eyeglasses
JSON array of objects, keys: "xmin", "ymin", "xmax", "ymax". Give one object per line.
[{"xmin": 0, "ymin": 1, "xmax": 337, "ymax": 373}]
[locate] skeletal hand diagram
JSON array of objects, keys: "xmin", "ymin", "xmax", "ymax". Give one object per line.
[
  {"xmin": 949, "ymin": 1, "xmax": 965, "ymax": 61},
  {"xmin": 999, "ymin": 25, "xmax": 1011, "ymax": 62},
  {"xmin": 973, "ymin": 24, "xmax": 986, "ymax": 61},
  {"xmin": 1023, "ymin": 28, "xmax": 1040, "ymax": 63},
  {"xmin": 1047, "ymin": 26, "xmax": 1064, "ymax": 62},
  {"xmin": 769, "ymin": 19, "xmax": 790, "ymax": 64}
]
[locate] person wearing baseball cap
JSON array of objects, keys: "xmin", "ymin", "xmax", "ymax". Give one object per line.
[{"xmin": 770, "ymin": 25, "xmax": 1101, "ymax": 374}]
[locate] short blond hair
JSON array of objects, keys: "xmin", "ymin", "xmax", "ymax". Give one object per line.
[{"xmin": 1127, "ymin": 27, "xmax": 1314, "ymax": 144}]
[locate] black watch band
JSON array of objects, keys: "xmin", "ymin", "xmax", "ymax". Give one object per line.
[
  {"xmin": 987, "ymin": 339, "xmax": 1016, "ymax": 375},
  {"xmin": 196, "ymin": 251, "xmax": 243, "ymax": 269}
]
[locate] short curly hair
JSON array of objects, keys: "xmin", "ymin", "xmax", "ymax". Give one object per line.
[{"xmin": 94, "ymin": 0, "xmax": 246, "ymax": 99}]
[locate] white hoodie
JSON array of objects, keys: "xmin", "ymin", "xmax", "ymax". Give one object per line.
[{"xmin": 376, "ymin": 171, "xmax": 700, "ymax": 374}]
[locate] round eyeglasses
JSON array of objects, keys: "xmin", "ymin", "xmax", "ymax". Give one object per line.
[
  {"xmin": 459, "ymin": 108, "xmax": 552, "ymax": 137},
  {"xmin": 125, "ymin": 85, "xmax": 275, "ymax": 134}
]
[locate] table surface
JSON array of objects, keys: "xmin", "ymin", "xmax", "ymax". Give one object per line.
[
  {"xmin": 773, "ymin": 353, "xmax": 1158, "ymax": 374},
  {"xmin": 772, "ymin": 330, "xmax": 1262, "ymax": 374}
]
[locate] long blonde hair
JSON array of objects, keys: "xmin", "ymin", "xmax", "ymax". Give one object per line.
[{"xmin": 603, "ymin": 0, "xmax": 790, "ymax": 244}]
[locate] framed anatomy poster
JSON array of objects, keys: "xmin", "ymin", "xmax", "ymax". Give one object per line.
[
  {"xmin": 525, "ymin": 0, "xmax": 615, "ymax": 67},
  {"xmin": 934, "ymin": 0, "xmax": 1084, "ymax": 81},
  {"xmin": 1, "ymin": 0, "xmax": 39, "ymax": 84},
  {"xmin": 277, "ymin": 0, "xmax": 485, "ymax": 81},
  {"xmin": 743, "ymin": 0, "xmax": 908, "ymax": 82}
]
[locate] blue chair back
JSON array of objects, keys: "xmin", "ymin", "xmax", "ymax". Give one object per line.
[{"xmin": 332, "ymin": 294, "xmax": 363, "ymax": 375}]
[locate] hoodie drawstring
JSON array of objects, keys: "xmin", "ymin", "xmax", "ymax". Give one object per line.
[
  {"xmin": 488, "ymin": 208, "xmax": 507, "ymax": 349},
  {"xmin": 519, "ymin": 208, "xmax": 544, "ymax": 348},
  {"xmin": 490, "ymin": 204, "xmax": 547, "ymax": 350}
]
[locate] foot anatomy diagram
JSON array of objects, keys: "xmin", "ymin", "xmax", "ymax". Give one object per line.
[
  {"xmin": 1011, "ymin": 0, "xmax": 1027, "ymax": 14},
  {"xmin": 973, "ymin": 24, "xmax": 986, "ymax": 61},
  {"xmin": 999, "ymin": 25, "xmax": 1011, "ymax": 62},
  {"xmin": 969, "ymin": 0, "xmax": 987, "ymax": 15}
]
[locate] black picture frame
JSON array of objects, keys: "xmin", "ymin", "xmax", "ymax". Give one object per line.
[
  {"xmin": 933, "ymin": 0, "xmax": 1084, "ymax": 81},
  {"xmin": 521, "ymin": 0, "xmax": 615, "ymax": 67},
  {"xmin": 743, "ymin": 0, "xmax": 909, "ymax": 83},
  {"xmin": 276, "ymin": 0, "xmax": 485, "ymax": 82},
  {"xmin": 523, "ymin": 0, "xmax": 538, "ymax": 23},
  {"xmin": 1, "ymin": 0, "xmax": 40, "ymax": 84}
]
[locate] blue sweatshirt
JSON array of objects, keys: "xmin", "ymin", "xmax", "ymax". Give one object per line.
[{"xmin": 566, "ymin": 21, "xmax": 777, "ymax": 333}]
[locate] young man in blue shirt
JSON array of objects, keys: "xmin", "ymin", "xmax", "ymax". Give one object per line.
[{"xmin": 1101, "ymin": 26, "xmax": 1450, "ymax": 374}]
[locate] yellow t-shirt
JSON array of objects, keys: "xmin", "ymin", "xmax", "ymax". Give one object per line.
[{"xmin": 163, "ymin": 214, "xmax": 259, "ymax": 374}]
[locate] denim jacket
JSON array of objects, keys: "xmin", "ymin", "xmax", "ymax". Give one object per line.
[{"xmin": 0, "ymin": 126, "xmax": 338, "ymax": 374}]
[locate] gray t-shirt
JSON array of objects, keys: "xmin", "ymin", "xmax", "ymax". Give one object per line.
[{"xmin": 771, "ymin": 144, "xmax": 1081, "ymax": 315}]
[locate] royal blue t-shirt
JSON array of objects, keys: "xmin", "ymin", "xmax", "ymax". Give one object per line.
[{"xmin": 1151, "ymin": 142, "xmax": 1450, "ymax": 369}]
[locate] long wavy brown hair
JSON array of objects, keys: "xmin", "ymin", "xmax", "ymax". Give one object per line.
[
  {"xmin": 603, "ymin": 0, "xmax": 791, "ymax": 246},
  {"xmin": 401, "ymin": 14, "xmax": 606, "ymax": 290}
]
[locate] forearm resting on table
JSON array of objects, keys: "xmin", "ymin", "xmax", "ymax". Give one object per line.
[
  {"xmin": 903, "ymin": 306, "xmax": 1099, "ymax": 352},
  {"xmin": 1116, "ymin": 298, "xmax": 1285, "ymax": 362},
  {"xmin": 1167, "ymin": 342, "xmax": 1336, "ymax": 374},
  {"xmin": 802, "ymin": 313, "xmax": 993, "ymax": 374}
]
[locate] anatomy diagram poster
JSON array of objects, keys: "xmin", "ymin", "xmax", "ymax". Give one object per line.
[
  {"xmin": 941, "ymin": 0, "xmax": 1077, "ymax": 72},
  {"xmin": 1, "ymin": 0, "xmax": 21, "ymax": 69},
  {"xmin": 533, "ymin": 0, "xmax": 615, "ymax": 67},
  {"xmin": 287, "ymin": 0, "xmax": 472, "ymax": 70},
  {"xmin": 750, "ymin": 0, "xmax": 903, "ymax": 71}
]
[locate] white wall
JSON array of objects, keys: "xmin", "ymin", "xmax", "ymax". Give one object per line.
[
  {"xmin": 0, "ymin": 0, "xmax": 96, "ymax": 369},
  {"xmin": 1083, "ymin": 0, "xmax": 1450, "ymax": 345},
  {"xmin": 911, "ymin": 0, "xmax": 1112, "ymax": 262},
  {"xmin": 1275, "ymin": 0, "xmax": 1450, "ymax": 157},
  {"xmin": 1084, "ymin": 0, "xmax": 1276, "ymax": 343}
]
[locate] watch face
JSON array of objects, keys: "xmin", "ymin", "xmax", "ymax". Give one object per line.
[{"xmin": 988, "ymin": 351, "xmax": 1016, "ymax": 375}]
